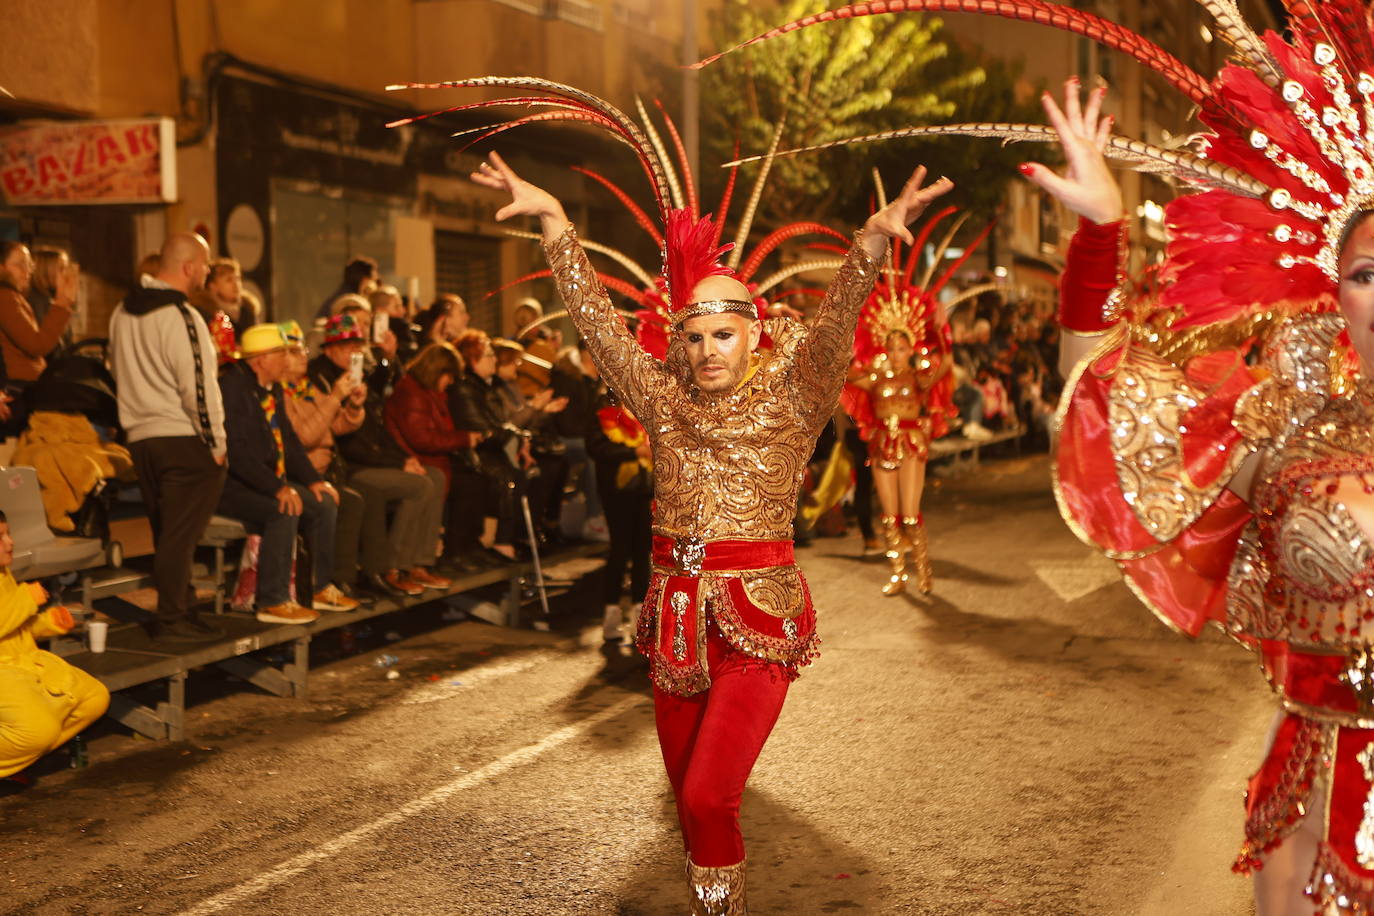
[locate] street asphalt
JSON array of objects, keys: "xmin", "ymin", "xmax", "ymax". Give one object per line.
[{"xmin": 1, "ymin": 453, "xmax": 1269, "ymax": 915}]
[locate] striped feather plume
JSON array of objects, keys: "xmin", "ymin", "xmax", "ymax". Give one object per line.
[
  {"xmin": 691, "ymin": 0, "xmax": 1212, "ymax": 108},
  {"xmin": 737, "ymin": 222, "xmax": 852, "ymax": 283},
  {"xmin": 724, "ymin": 123, "xmax": 1271, "ymax": 198},
  {"xmin": 388, "ymin": 76, "xmax": 673, "ymax": 223},
  {"xmin": 1192, "ymin": 0, "xmax": 1282, "ymax": 87}
]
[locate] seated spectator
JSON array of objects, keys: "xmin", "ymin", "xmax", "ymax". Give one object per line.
[
  {"xmin": 332, "ymin": 297, "xmax": 402, "ymax": 398},
  {"xmin": 493, "ymin": 338, "xmax": 568, "ymax": 546},
  {"xmin": 315, "ymin": 256, "xmax": 378, "ymax": 322},
  {"xmin": 511, "ymin": 297, "xmax": 560, "ymax": 398},
  {"xmin": 0, "ymin": 240, "xmax": 75, "ymax": 384},
  {"xmin": 0, "ymin": 515, "xmax": 109, "ymax": 786},
  {"xmin": 384, "ymin": 343, "xmax": 488, "ymax": 570},
  {"xmin": 219, "ymin": 323, "xmax": 359, "ymax": 623},
  {"xmin": 549, "ymin": 341, "xmax": 605, "ymax": 540},
  {"xmin": 202, "ymin": 257, "xmax": 259, "ymax": 340},
  {"xmin": 449, "ymin": 330, "xmax": 527, "ymax": 561},
  {"xmin": 370, "ymin": 285, "xmax": 419, "ymax": 364},
  {"xmin": 309, "ymin": 316, "xmax": 450, "ymax": 596},
  {"xmin": 280, "ymin": 324, "xmax": 373, "ymax": 603},
  {"xmin": 418, "ymin": 293, "xmax": 469, "ymax": 347}
]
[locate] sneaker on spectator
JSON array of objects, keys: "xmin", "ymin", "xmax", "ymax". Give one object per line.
[
  {"xmin": 582, "ymin": 515, "xmax": 610, "ymax": 542},
  {"xmin": 381, "ymin": 569, "xmax": 425, "ymax": 597},
  {"xmin": 257, "ymin": 603, "xmax": 320, "ymax": 625},
  {"xmin": 313, "ymin": 584, "xmax": 361, "ymax": 612},
  {"xmin": 408, "ymin": 567, "xmax": 452, "ymax": 590}
]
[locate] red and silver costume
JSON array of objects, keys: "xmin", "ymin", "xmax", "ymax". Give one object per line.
[
  {"xmin": 396, "ymin": 77, "xmax": 882, "ymax": 913},
  {"xmin": 705, "ymin": 0, "xmax": 1374, "ymax": 910}
]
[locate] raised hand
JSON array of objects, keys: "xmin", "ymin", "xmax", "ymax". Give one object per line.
[
  {"xmin": 470, "ymin": 151, "xmax": 569, "ymax": 239},
  {"xmin": 1020, "ymin": 79, "xmax": 1123, "ymax": 225},
  {"xmin": 860, "ymin": 166, "xmax": 955, "ymax": 260}
]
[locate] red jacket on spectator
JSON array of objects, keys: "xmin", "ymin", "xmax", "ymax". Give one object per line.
[{"xmin": 384, "ymin": 374, "xmax": 475, "ymax": 492}]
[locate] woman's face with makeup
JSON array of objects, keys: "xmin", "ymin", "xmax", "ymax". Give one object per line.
[{"xmin": 1338, "ymin": 213, "xmax": 1374, "ymax": 370}]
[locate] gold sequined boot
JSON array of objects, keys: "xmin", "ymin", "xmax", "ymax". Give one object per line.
[
  {"xmin": 687, "ymin": 857, "xmax": 747, "ymax": 915},
  {"xmin": 879, "ymin": 514, "xmax": 907, "ymax": 597},
  {"xmin": 904, "ymin": 514, "xmax": 933, "ymax": 594}
]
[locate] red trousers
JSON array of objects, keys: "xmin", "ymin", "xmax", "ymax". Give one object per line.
[{"xmin": 653, "ymin": 625, "xmax": 791, "ymax": 867}]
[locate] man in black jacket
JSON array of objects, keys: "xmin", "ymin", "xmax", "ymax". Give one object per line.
[{"xmin": 219, "ymin": 323, "xmax": 358, "ymax": 623}]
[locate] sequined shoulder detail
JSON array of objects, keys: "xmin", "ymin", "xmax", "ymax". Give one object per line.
[
  {"xmin": 1233, "ymin": 312, "xmax": 1345, "ymax": 447},
  {"xmin": 1108, "ymin": 339, "xmax": 1256, "ymax": 543}
]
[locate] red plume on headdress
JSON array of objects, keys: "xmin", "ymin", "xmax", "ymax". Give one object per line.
[{"xmin": 658, "ymin": 208, "xmax": 736, "ymax": 316}]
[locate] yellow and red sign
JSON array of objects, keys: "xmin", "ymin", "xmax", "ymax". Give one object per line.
[{"xmin": 0, "ymin": 117, "xmax": 176, "ymax": 205}]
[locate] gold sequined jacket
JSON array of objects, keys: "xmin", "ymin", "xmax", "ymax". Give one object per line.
[{"xmin": 543, "ymin": 225, "xmax": 881, "ymax": 693}]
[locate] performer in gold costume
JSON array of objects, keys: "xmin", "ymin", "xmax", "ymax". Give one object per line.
[
  {"xmin": 842, "ymin": 204, "xmax": 975, "ymax": 596},
  {"xmin": 470, "ymin": 129, "xmax": 950, "ymax": 912}
]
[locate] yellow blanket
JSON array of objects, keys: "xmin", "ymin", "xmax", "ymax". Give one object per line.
[{"xmin": 12, "ymin": 411, "xmax": 133, "ymax": 532}]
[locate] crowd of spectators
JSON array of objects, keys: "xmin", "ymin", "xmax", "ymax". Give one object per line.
[
  {"xmin": 947, "ymin": 292, "xmax": 1063, "ymax": 449},
  {"xmin": 102, "ymin": 236, "xmax": 609, "ymax": 644},
  {"xmin": 0, "ymin": 230, "xmax": 619, "ymax": 648}
]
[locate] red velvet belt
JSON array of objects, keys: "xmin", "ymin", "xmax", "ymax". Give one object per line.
[
  {"xmin": 884, "ymin": 418, "xmax": 926, "ymax": 430},
  {"xmin": 652, "ymin": 535, "xmax": 794, "ymax": 575}
]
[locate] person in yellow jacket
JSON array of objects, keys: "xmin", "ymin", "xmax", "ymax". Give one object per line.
[{"xmin": 0, "ymin": 509, "xmax": 109, "ymax": 779}]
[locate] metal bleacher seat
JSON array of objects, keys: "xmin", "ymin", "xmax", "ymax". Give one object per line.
[
  {"xmin": 0, "ymin": 466, "xmax": 106, "ymax": 580},
  {"xmin": 198, "ymin": 514, "xmax": 248, "ymax": 614}
]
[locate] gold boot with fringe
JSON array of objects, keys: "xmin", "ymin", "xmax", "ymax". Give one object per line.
[
  {"xmin": 687, "ymin": 857, "xmax": 748, "ymax": 915},
  {"xmin": 879, "ymin": 514, "xmax": 908, "ymax": 596},
  {"xmin": 904, "ymin": 514, "xmax": 933, "ymax": 594}
]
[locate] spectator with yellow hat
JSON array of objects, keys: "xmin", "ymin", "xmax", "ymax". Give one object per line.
[{"xmin": 218, "ymin": 322, "xmax": 358, "ymax": 623}]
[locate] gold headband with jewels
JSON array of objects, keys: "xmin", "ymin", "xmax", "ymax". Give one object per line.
[{"xmin": 671, "ymin": 299, "xmax": 757, "ymax": 327}]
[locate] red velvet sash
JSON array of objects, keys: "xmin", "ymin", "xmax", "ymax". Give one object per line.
[{"xmin": 638, "ymin": 536, "xmax": 817, "ymax": 697}]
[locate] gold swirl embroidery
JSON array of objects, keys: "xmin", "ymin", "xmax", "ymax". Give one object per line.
[
  {"xmin": 1280, "ymin": 503, "xmax": 1372, "ymax": 594},
  {"xmin": 740, "ymin": 568, "xmax": 805, "ymax": 619},
  {"xmin": 1108, "ymin": 343, "xmax": 1251, "ymax": 543},
  {"xmin": 1226, "ymin": 522, "xmax": 1289, "ymax": 639},
  {"xmin": 545, "ymin": 225, "xmax": 880, "ymax": 543}
]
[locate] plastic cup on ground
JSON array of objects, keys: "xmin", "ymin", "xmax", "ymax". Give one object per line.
[{"xmin": 87, "ymin": 621, "xmax": 108, "ymax": 654}]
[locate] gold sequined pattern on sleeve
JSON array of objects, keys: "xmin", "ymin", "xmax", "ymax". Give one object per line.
[
  {"xmin": 543, "ymin": 224, "xmax": 670, "ymax": 417},
  {"xmin": 791, "ymin": 232, "xmax": 882, "ymax": 429},
  {"xmin": 1108, "ymin": 338, "xmax": 1256, "ymax": 543}
]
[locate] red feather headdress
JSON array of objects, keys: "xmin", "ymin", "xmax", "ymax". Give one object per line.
[
  {"xmin": 698, "ymin": 0, "xmax": 1374, "ymax": 330},
  {"xmin": 392, "ymin": 80, "xmax": 849, "ymax": 357}
]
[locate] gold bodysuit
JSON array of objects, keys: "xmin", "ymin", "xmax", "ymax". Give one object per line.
[
  {"xmin": 544, "ymin": 225, "xmax": 881, "ymax": 694},
  {"xmin": 849, "ymin": 354, "xmax": 941, "ymax": 468}
]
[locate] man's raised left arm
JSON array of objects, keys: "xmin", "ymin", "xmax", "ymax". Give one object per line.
[{"xmin": 794, "ymin": 167, "xmax": 954, "ymax": 422}]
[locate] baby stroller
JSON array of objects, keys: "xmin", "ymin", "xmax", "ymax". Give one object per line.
[{"xmin": 20, "ymin": 338, "xmax": 123, "ymax": 547}]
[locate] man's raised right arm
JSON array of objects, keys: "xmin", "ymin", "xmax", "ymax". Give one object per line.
[{"xmin": 472, "ymin": 152, "xmax": 662, "ymax": 411}]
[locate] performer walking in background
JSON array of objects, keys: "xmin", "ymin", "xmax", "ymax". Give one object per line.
[
  {"xmin": 465, "ymin": 88, "xmax": 950, "ymax": 909},
  {"xmin": 843, "ymin": 202, "xmax": 975, "ymax": 597}
]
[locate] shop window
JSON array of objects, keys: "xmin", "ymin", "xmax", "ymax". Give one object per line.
[
  {"xmin": 435, "ymin": 230, "xmax": 503, "ymax": 333},
  {"xmin": 270, "ymin": 182, "xmax": 405, "ymax": 328}
]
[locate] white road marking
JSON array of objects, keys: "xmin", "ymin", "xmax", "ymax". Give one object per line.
[
  {"xmin": 177, "ymin": 693, "xmax": 645, "ymax": 915},
  {"xmin": 1032, "ymin": 553, "xmax": 1122, "ymax": 602}
]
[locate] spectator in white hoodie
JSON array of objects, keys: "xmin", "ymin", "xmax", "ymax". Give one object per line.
[{"xmin": 109, "ymin": 233, "xmax": 227, "ymax": 644}]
